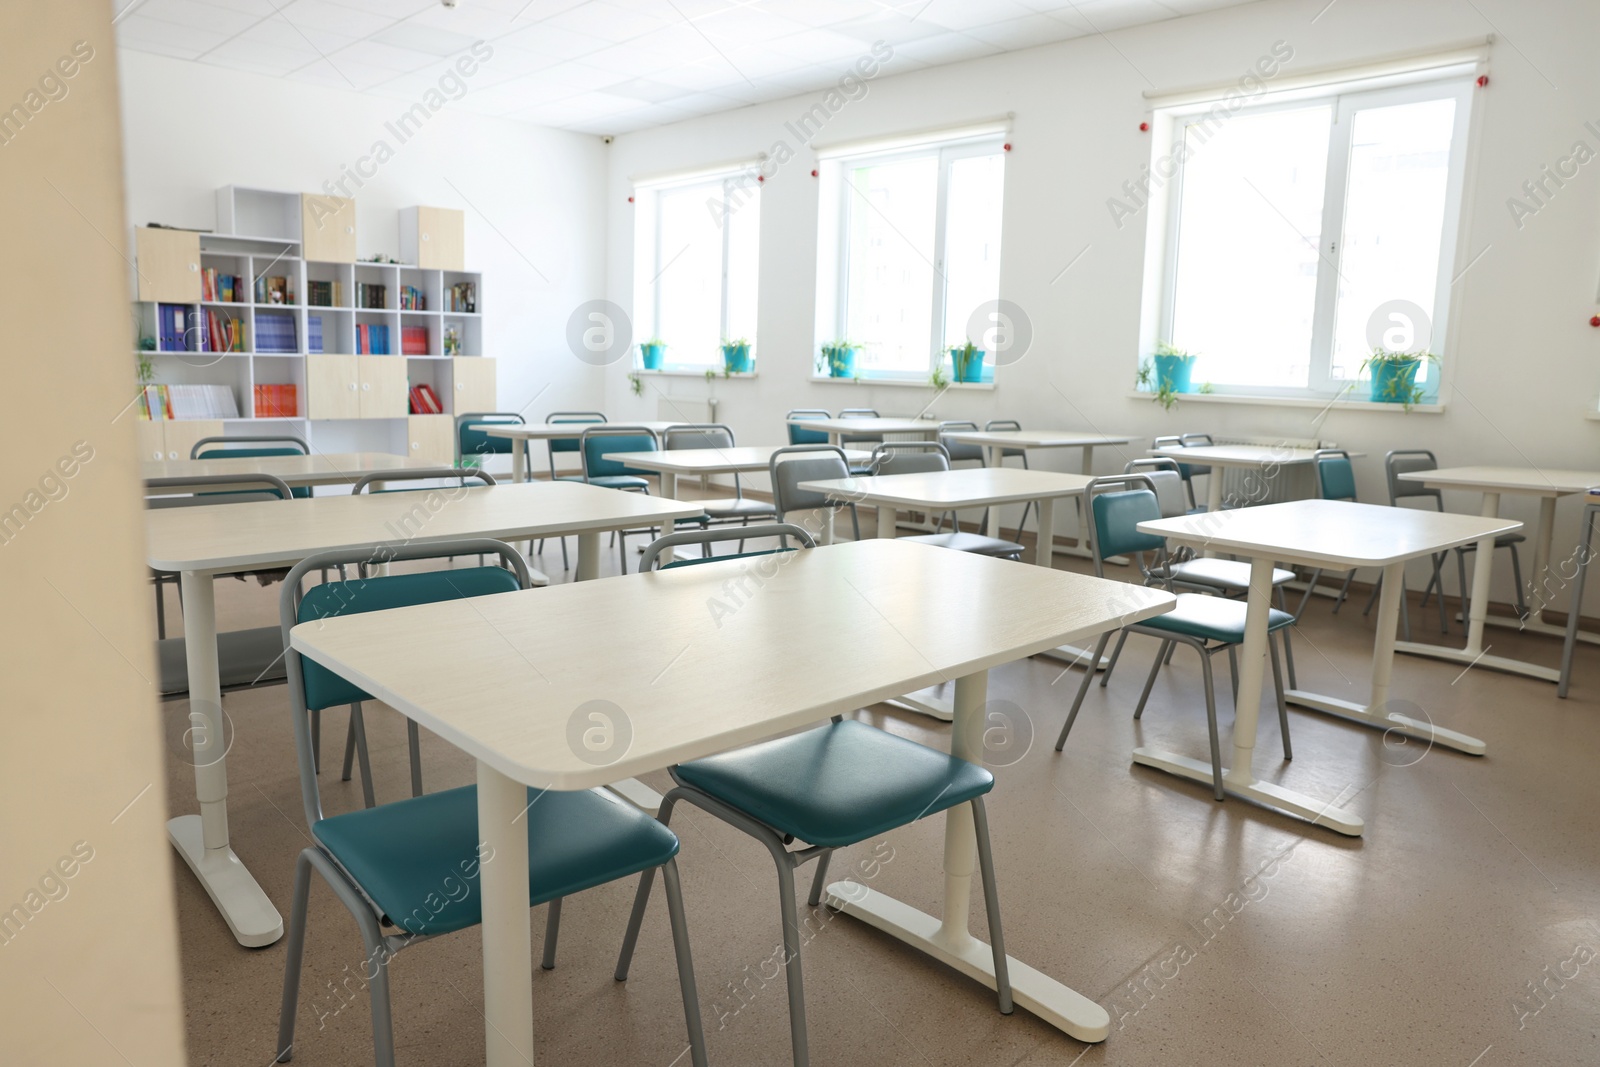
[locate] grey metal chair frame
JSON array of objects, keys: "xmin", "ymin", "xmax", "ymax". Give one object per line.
[
  {"xmin": 984, "ymin": 419, "xmax": 1036, "ymax": 534},
  {"xmin": 662, "ymin": 424, "xmax": 777, "ymax": 551},
  {"xmin": 1054, "ymin": 475, "xmax": 1293, "ymax": 799},
  {"xmin": 836, "ymin": 406, "xmax": 883, "ymax": 448},
  {"xmin": 581, "ymin": 425, "xmax": 689, "ymax": 574},
  {"xmin": 865, "ymin": 442, "xmax": 1022, "ymax": 560},
  {"xmin": 1153, "ymin": 434, "xmax": 1205, "ymax": 510},
  {"xmin": 769, "ymin": 445, "xmax": 861, "ymax": 542},
  {"xmin": 351, "ymin": 468, "xmax": 495, "ymax": 494},
  {"xmin": 640, "ymin": 523, "xmax": 817, "ymax": 570},
  {"xmin": 190, "ymin": 434, "xmax": 310, "ymax": 458},
  {"xmin": 273, "ymin": 539, "xmax": 707, "ymax": 1067},
  {"xmin": 540, "ymin": 412, "xmax": 607, "ymax": 570},
  {"xmin": 453, "ymin": 412, "xmax": 525, "ymax": 472}
]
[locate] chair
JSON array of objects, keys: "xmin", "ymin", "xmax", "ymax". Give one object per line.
[
  {"xmin": 639, "ymin": 523, "xmax": 816, "ymax": 571},
  {"xmin": 785, "ymin": 408, "xmax": 831, "ymax": 446},
  {"xmin": 983, "ymin": 420, "xmax": 1035, "ymax": 534},
  {"xmin": 837, "ymin": 407, "xmax": 883, "ymax": 448},
  {"xmin": 191, "ymin": 434, "xmax": 312, "ymax": 499},
  {"xmin": 869, "ymin": 442, "xmax": 1024, "ymax": 559},
  {"xmin": 1385, "ymin": 449, "xmax": 1527, "ymax": 633},
  {"xmin": 1153, "ymin": 434, "xmax": 1212, "ymax": 511},
  {"xmin": 662, "ymin": 424, "xmax": 776, "ymax": 553},
  {"xmin": 274, "ymin": 539, "xmax": 708, "ymax": 1067},
  {"xmin": 626, "ymin": 524, "xmax": 1012, "ymax": 1067},
  {"xmin": 581, "ymin": 426, "xmax": 690, "ymax": 573},
  {"xmin": 541, "ymin": 412, "xmax": 607, "ymax": 570},
  {"xmin": 938, "ymin": 420, "xmax": 986, "ymax": 467},
  {"xmin": 1308, "ymin": 449, "xmax": 1417, "ymax": 634},
  {"xmin": 350, "ymin": 468, "xmax": 496, "ymax": 494},
  {"xmin": 1055, "ymin": 475, "xmax": 1295, "ymax": 800},
  {"xmin": 769, "ymin": 445, "xmax": 861, "ymax": 542},
  {"xmin": 454, "ymin": 412, "xmax": 524, "ymax": 475}
]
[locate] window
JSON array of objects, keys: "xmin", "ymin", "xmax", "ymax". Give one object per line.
[
  {"xmin": 1156, "ymin": 77, "xmax": 1472, "ymax": 400},
  {"xmin": 633, "ymin": 169, "xmax": 760, "ymax": 371},
  {"xmin": 822, "ymin": 136, "xmax": 1005, "ymax": 382}
]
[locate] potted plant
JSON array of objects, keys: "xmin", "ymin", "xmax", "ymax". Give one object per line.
[
  {"xmin": 638, "ymin": 338, "xmax": 665, "ymax": 371},
  {"xmin": 1152, "ymin": 342, "xmax": 1197, "ymax": 396},
  {"xmin": 822, "ymin": 340, "xmax": 858, "ymax": 378},
  {"xmin": 928, "ymin": 364, "xmax": 949, "ymax": 390},
  {"xmin": 949, "ymin": 340, "xmax": 986, "ymax": 383},
  {"xmin": 1136, "ymin": 359, "xmax": 1180, "ymax": 411},
  {"xmin": 1362, "ymin": 348, "xmax": 1435, "ymax": 408},
  {"xmin": 627, "ymin": 372, "xmax": 644, "ymax": 397},
  {"xmin": 721, "ymin": 337, "xmax": 752, "ymax": 374}
]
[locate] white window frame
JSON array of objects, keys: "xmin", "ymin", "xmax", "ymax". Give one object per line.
[
  {"xmin": 634, "ymin": 168, "xmax": 760, "ymax": 372},
  {"xmin": 822, "ymin": 135, "xmax": 1006, "ymax": 383},
  {"xmin": 1155, "ymin": 75, "xmax": 1474, "ymax": 402}
]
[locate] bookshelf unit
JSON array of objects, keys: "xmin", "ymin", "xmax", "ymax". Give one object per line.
[{"xmin": 133, "ymin": 188, "xmax": 489, "ymax": 465}]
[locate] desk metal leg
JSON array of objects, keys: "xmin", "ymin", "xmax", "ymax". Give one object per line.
[
  {"xmin": 1396, "ymin": 491, "xmax": 1560, "ymax": 681},
  {"xmin": 657, "ymin": 471, "xmax": 677, "ymax": 565},
  {"xmin": 1133, "ymin": 558, "xmax": 1365, "ymax": 835},
  {"xmin": 1288, "ymin": 562, "xmax": 1486, "ymax": 754},
  {"xmin": 168, "ymin": 570, "xmax": 284, "ymax": 947},
  {"xmin": 478, "ymin": 761, "xmax": 535, "ymax": 1066},
  {"xmin": 827, "ymin": 669, "xmax": 1113, "ymax": 1043},
  {"xmin": 1559, "ymin": 505, "xmax": 1599, "ymax": 698}
]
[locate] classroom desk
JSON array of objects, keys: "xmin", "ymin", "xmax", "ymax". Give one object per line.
[
  {"xmin": 289, "ymin": 540, "xmax": 1176, "ymax": 1062},
  {"xmin": 941, "ymin": 429, "xmax": 1132, "ymax": 560},
  {"xmin": 787, "ymin": 416, "xmax": 942, "ymax": 449},
  {"xmin": 1140, "ymin": 500, "xmax": 1521, "ymax": 835},
  {"xmin": 485, "ymin": 421, "xmax": 689, "ymax": 483},
  {"xmin": 145, "ymin": 481, "xmax": 703, "ymax": 948},
  {"xmin": 799, "ymin": 467, "xmax": 1103, "ymax": 717},
  {"xmin": 1147, "ymin": 444, "xmax": 1362, "ymax": 514},
  {"xmin": 1397, "ymin": 466, "xmax": 1600, "ymax": 682},
  {"xmin": 142, "ymin": 452, "xmax": 435, "ymax": 493}
]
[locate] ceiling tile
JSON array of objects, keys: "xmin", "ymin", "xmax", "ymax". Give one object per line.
[
  {"xmin": 494, "ymin": 24, "xmax": 611, "ymax": 60},
  {"xmin": 274, "ymin": 0, "xmax": 396, "ymax": 36},
  {"xmin": 229, "ymin": 18, "xmax": 357, "ymax": 55},
  {"xmin": 543, "ymin": 1, "xmax": 673, "ymax": 42},
  {"xmin": 201, "ymin": 36, "xmax": 319, "ymax": 74},
  {"xmin": 285, "ymin": 56, "xmax": 398, "ymax": 91},
  {"xmin": 372, "ymin": 22, "xmax": 484, "ymax": 57},
  {"xmin": 128, "ymin": 0, "xmax": 262, "ymax": 34},
  {"xmin": 914, "ymin": 0, "xmax": 1039, "ymax": 32},
  {"xmin": 602, "ymin": 77, "xmax": 696, "ymax": 103},
  {"xmin": 327, "ymin": 40, "xmax": 439, "ymax": 72}
]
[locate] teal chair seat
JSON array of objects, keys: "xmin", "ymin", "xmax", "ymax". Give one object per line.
[
  {"xmin": 1141, "ymin": 593, "xmax": 1294, "ymax": 644},
  {"xmin": 1167, "ymin": 558, "xmax": 1296, "ymax": 594},
  {"xmin": 586, "ymin": 473, "xmax": 650, "ymax": 490},
  {"xmin": 313, "ymin": 785, "xmax": 678, "ymax": 937},
  {"xmin": 673, "ymin": 720, "xmax": 993, "ymax": 849}
]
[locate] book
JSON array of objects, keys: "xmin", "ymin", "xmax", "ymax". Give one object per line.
[
  {"xmin": 401, "ymin": 325, "xmax": 428, "ymax": 355},
  {"xmin": 408, "ymin": 384, "xmax": 442, "ymax": 414},
  {"xmin": 308, "ymin": 315, "xmax": 324, "ymax": 354},
  {"xmin": 255, "ymin": 312, "xmax": 297, "ymax": 353},
  {"xmin": 446, "ymin": 281, "xmax": 476, "ymax": 312},
  {"xmin": 253, "ymin": 383, "xmax": 297, "ymax": 418}
]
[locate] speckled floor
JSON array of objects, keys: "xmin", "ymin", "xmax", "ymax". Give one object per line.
[{"xmin": 161, "ymin": 507, "xmax": 1600, "ymax": 1067}]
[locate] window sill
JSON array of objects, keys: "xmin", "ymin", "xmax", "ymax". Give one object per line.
[
  {"xmin": 1125, "ymin": 391, "xmax": 1444, "ymax": 414},
  {"xmin": 811, "ymin": 375, "xmax": 995, "ymax": 391},
  {"xmin": 632, "ymin": 368, "xmax": 757, "ymax": 380}
]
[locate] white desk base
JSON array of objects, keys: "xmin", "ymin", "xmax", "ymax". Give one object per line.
[
  {"xmin": 827, "ymin": 670, "xmax": 1110, "ymax": 1043},
  {"xmin": 1129, "ymin": 747, "xmax": 1364, "ymax": 835},
  {"xmin": 1282, "ymin": 691, "xmax": 1486, "ymax": 754},
  {"xmin": 167, "ymin": 814, "xmax": 282, "ymax": 947},
  {"xmin": 885, "ymin": 683, "xmax": 955, "ymax": 722}
]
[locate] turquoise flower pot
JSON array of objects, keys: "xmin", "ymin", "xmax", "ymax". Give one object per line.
[
  {"xmin": 1153, "ymin": 354, "xmax": 1194, "ymax": 394},
  {"xmin": 951, "ymin": 347, "xmax": 986, "ymax": 383},
  {"xmin": 828, "ymin": 346, "xmax": 857, "ymax": 378},
  {"xmin": 640, "ymin": 343, "xmax": 663, "ymax": 370},
  {"xmin": 1369, "ymin": 358, "xmax": 1421, "ymax": 403},
  {"xmin": 722, "ymin": 343, "xmax": 752, "ymax": 374}
]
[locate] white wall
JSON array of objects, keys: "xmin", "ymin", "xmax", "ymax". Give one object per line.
[
  {"xmin": 603, "ymin": 0, "xmax": 1600, "ymax": 608},
  {"xmin": 118, "ymin": 50, "xmax": 610, "ymax": 429}
]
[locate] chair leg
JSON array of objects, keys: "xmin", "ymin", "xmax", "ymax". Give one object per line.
[
  {"xmin": 1133, "ymin": 641, "xmax": 1168, "ymax": 720},
  {"xmin": 1508, "ymin": 543, "xmax": 1528, "ymax": 618},
  {"xmin": 155, "ymin": 580, "xmax": 167, "ymax": 640},
  {"xmin": 406, "ymin": 721, "xmax": 423, "ymax": 798},
  {"xmin": 614, "ymin": 867, "xmax": 657, "ymax": 982},
  {"xmin": 806, "ymin": 851, "xmax": 833, "ymax": 908},
  {"xmin": 1276, "ymin": 587, "xmax": 1299, "ymax": 691},
  {"xmin": 659, "ymin": 859, "xmax": 710, "ymax": 1067},
  {"xmin": 1399, "ymin": 577, "xmax": 1412, "ymax": 642},
  {"xmin": 1332, "ymin": 570, "xmax": 1356, "ymax": 613},
  {"xmin": 969, "ymin": 798, "xmax": 1013, "ymax": 1016},
  {"xmin": 1297, "ymin": 569, "xmax": 1321, "ymax": 619},
  {"xmin": 1430, "ymin": 553, "xmax": 1449, "ymax": 634},
  {"xmin": 541, "ymin": 897, "xmax": 562, "ymax": 970},
  {"xmin": 1055, "ymin": 632, "xmax": 1111, "ymax": 750},
  {"xmin": 1198, "ymin": 648, "xmax": 1225, "ymax": 801},
  {"xmin": 1099, "ymin": 630, "xmax": 1130, "ymax": 688},
  {"xmin": 561, "ymin": 536, "xmax": 570, "ymax": 571},
  {"xmin": 355, "ymin": 910, "xmax": 398, "ymax": 1067},
  {"xmin": 275, "ymin": 850, "xmax": 315, "ymax": 1062},
  {"xmin": 1362, "ymin": 574, "xmax": 1382, "ymax": 617},
  {"xmin": 349, "ymin": 703, "xmax": 377, "ymax": 809},
  {"xmin": 772, "ymin": 852, "xmax": 811, "ymax": 1067},
  {"xmin": 849, "ymin": 504, "xmax": 860, "ymax": 542},
  {"xmin": 1269, "ymin": 633, "xmax": 1292, "ymax": 761},
  {"xmin": 340, "ymin": 712, "xmax": 358, "ymax": 782},
  {"xmin": 1227, "ymin": 646, "xmax": 1239, "ymax": 705},
  {"xmin": 311, "ymin": 709, "xmax": 321, "ymax": 774},
  {"xmin": 1456, "ymin": 549, "xmax": 1471, "ymax": 624}
]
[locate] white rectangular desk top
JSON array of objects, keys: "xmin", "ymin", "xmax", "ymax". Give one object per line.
[
  {"xmin": 602, "ymin": 445, "xmax": 871, "ymax": 474},
  {"xmin": 142, "ymin": 452, "xmax": 432, "ymax": 490},
  {"xmin": 788, "ymin": 417, "xmax": 939, "ymax": 435},
  {"xmin": 940, "ymin": 429, "xmax": 1131, "ymax": 449},
  {"xmin": 485, "ymin": 421, "xmax": 685, "ymax": 441},
  {"xmin": 146, "ymin": 480, "xmax": 704, "ymax": 574},
  {"xmin": 1398, "ymin": 466, "xmax": 1600, "ymax": 496},
  {"xmin": 1149, "ymin": 444, "xmax": 1356, "ymax": 466},
  {"xmin": 1141, "ymin": 499, "xmax": 1522, "ymax": 569},
  {"xmin": 800, "ymin": 467, "xmax": 1094, "ymax": 509},
  {"xmin": 290, "ymin": 539, "xmax": 1175, "ymax": 790}
]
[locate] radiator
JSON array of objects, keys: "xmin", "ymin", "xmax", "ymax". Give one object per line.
[
  {"xmin": 657, "ymin": 396, "xmax": 716, "ymax": 424},
  {"xmin": 1211, "ymin": 434, "xmax": 1327, "ymax": 506}
]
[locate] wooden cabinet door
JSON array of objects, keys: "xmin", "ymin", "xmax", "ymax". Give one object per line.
[
  {"xmin": 135, "ymin": 227, "xmax": 201, "ymax": 302},
  {"xmin": 305, "ymin": 354, "xmax": 361, "ymax": 420},
  {"xmin": 162, "ymin": 420, "xmax": 225, "ymax": 461},
  {"xmin": 358, "ymin": 356, "xmax": 407, "ymax": 419},
  {"xmin": 301, "ymin": 194, "xmax": 356, "ymax": 263},
  {"xmin": 136, "ymin": 422, "xmax": 167, "ymax": 462},
  {"xmin": 407, "ymin": 414, "xmax": 455, "ymax": 464},
  {"xmin": 417, "ymin": 206, "xmax": 464, "ymax": 270},
  {"xmin": 450, "ymin": 358, "xmax": 495, "ymax": 413}
]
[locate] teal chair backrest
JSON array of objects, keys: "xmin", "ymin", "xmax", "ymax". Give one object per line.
[
  {"xmin": 583, "ymin": 432, "xmax": 656, "ymax": 478},
  {"xmin": 295, "ymin": 567, "xmax": 521, "ymax": 711},
  {"xmin": 1317, "ymin": 455, "xmax": 1357, "ymax": 501},
  {"xmin": 196, "ymin": 447, "xmax": 311, "ymax": 498},
  {"xmin": 551, "ymin": 414, "xmax": 605, "ymax": 454},
  {"xmin": 458, "ymin": 415, "xmax": 521, "ymax": 459},
  {"xmin": 787, "ymin": 410, "xmax": 830, "ymax": 446},
  {"xmin": 1092, "ymin": 489, "xmax": 1167, "ymax": 560}
]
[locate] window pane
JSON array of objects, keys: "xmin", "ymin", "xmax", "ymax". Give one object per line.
[
  {"xmin": 845, "ymin": 156, "xmax": 938, "ymax": 374},
  {"xmin": 656, "ymin": 183, "xmax": 723, "ymax": 365},
  {"xmin": 1171, "ymin": 105, "xmax": 1332, "ymax": 388},
  {"xmin": 1329, "ymin": 98, "xmax": 1457, "ymax": 382},
  {"xmin": 942, "ymin": 153, "xmax": 1005, "ymax": 356},
  {"xmin": 725, "ymin": 181, "xmax": 760, "ymax": 346}
]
